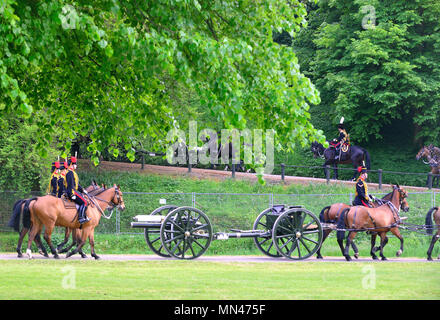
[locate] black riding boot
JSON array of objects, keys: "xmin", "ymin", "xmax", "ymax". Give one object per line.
[{"xmin": 78, "ymin": 205, "xmax": 90, "ymax": 224}]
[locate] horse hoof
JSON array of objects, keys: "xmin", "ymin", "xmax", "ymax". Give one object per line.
[
  {"xmin": 26, "ymin": 249, "xmax": 33, "ymax": 260},
  {"xmin": 396, "ymin": 250, "xmax": 402, "ymax": 257},
  {"xmin": 81, "ymin": 254, "xmax": 87, "ymax": 259},
  {"xmin": 427, "ymin": 256, "xmax": 433, "ymax": 261},
  {"xmin": 372, "ymin": 256, "xmax": 378, "ymax": 260},
  {"xmin": 381, "ymin": 257, "xmax": 387, "ymax": 261},
  {"xmin": 316, "ymin": 255, "xmax": 323, "ymax": 259},
  {"xmin": 94, "ymin": 255, "xmax": 100, "ymax": 260},
  {"xmin": 354, "ymin": 253, "xmax": 359, "ymax": 259},
  {"xmin": 345, "ymin": 256, "xmax": 352, "ymax": 261},
  {"xmin": 17, "ymin": 252, "xmax": 23, "ymax": 258}
]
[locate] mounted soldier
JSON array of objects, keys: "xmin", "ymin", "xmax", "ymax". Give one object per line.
[
  {"xmin": 332, "ymin": 117, "xmax": 350, "ymax": 161},
  {"xmin": 47, "ymin": 161, "xmax": 60, "ymax": 196},
  {"xmin": 58, "ymin": 160, "xmax": 68, "ymax": 198},
  {"xmin": 66, "ymin": 155, "xmax": 90, "ymax": 224},
  {"xmin": 353, "ymin": 165, "xmax": 373, "ymax": 207}
]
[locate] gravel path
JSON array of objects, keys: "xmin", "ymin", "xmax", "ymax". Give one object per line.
[{"xmin": 0, "ymin": 253, "xmax": 436, "ymax": 263}]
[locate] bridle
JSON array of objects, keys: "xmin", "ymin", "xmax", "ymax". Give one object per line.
[{"xmin": 88, "ymin": 186, "xmax": 124, "ymax": 219}]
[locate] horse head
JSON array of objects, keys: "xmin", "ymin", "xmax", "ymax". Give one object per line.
[
  {"xmin": 311, "ymin": 141, "xmax": 322, "ymax": 158},
  {"xmin": 111, "ymin": 184, "xmax": 126, "ymax": 211},
  {"xmin": 393, "ymin": 185, "xmax": 409, "ymax": 212},
  {"xmin": 416, "ymin": 146, "xmax": 430, "ymax": 161}
]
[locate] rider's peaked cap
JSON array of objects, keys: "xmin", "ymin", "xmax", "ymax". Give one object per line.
[
  {"xmin": 357, "ymin": 166, "xmax": 367, "ymax": 174},
  {"xmin": 68, "ymin": 156, "xmax": 77, "ymax": 165}
]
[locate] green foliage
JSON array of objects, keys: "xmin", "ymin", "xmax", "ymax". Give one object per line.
[
  {"xmin": 0, "ymin": 0, "xmax": 326, "ymax": 169},
  {"xmin": 0, "ymin": 115, "xmax": 58, "ymax": 191},
  {"xmin": 293, "ymin": 0, "xmax": 440, "ymax": 144}
]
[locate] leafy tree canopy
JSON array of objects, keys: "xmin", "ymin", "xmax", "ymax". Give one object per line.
[
  {"xmin": 293, "ymin": 0, "xmax": 440, "ymax": 144},
  {"xmin": 0, "ymin": 0, "xmax": 326, "ymax": 168}
]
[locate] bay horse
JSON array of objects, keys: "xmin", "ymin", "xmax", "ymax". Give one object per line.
[
  {"xmin": 425, "ymin": 207, "xmax": 440, "ymax": 261},
  {"xmin": 335, "ymin": 185, "xmax": 408, "ymax": 261},
  {"xmin": 25, "ymin": 185, "xmax": 125, "ymax": 259},
  {"xmin": 416, "ymin": 146, "xmax": 440, "ymax": 187},
  {"xmin": 8, "ymin": 182, "xmax": 100, "ymax": 258},
  {"xmin": 316, "ymin": 191, "xmax": 410, "ymax": 259},
  {"xmin": 311, "ymin": 141, "xmax": 371, "ymax": 181}
]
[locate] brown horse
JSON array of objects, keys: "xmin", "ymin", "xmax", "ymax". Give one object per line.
[
  {"xmin": 336, "ymin": 185, "xmax": 408, "ymax": 261},
  {"xmin": 416, "ymin": 146, "xmax": 440, "ymax": 187},
  {"xmin": 8, "ymin": 182, "xmax": 100, "ymax": 258},
  {"xmin": 55, "ymin": 182, "xmax": 107, "ymax": 255},
  {"xmin": 425, "ymin": 207, "xmax": 440, "ymax": 261},
  {"xmin": 25, "ymin": 185, "xmax": 125, "ymax": 259},
  {"xmin": 316, "ymin": 191, "xmax": 410, "ymax": 259}
]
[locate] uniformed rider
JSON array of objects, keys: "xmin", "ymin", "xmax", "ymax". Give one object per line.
[
  {"xmin": 48, "ymin": 161, "xmax": 60, "ymax": 196},
  {"xmin": 57, "ymin": 161, "xmax": 68, "ymax": 198},
  {"xmin": 333, "ymin": 118, "xmax": 349, "ymax": 161},
  {"xmin": 66, "ymin": 156, "xmax": 90, "ymax": 224},
  {"xmin": 353, "ymin": 166, "xmax": 373, "ymax": 207}
]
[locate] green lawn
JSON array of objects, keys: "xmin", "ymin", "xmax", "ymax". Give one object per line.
[{"xmin": 0, "ymin": 259, "xmax": 439, "ymax": 300}]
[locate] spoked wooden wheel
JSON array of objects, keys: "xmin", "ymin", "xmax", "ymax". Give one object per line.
[
  {"xmin": 253, "ymin": 208, "xmax": 282, "ymax": 257},
  {"xmin": 144, "ymin": 205, "xmax": 178, "ymax": 257},
  {"xmin": 272, "ymin": 208, "xmax": 323, "ymax": 260},
  {"xmin": 160, "ymin": 206, "xmax": 213, "ymax": 259}
]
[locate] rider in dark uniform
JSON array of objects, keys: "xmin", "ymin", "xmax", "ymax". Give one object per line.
[
  {"xmin": 66, "ymin": 156, "xmax": 90, "ymax": 224},
  {"xmin": 333, "ymin": 118, "xmax": 349, "ymax": 160},
  {"xmin": 353, "ymin": 166, "xmax": 372, "ymax": 207},
  {"xmin": 48, "ymin": 162, "xmax": 60, "ymax": 196},
  {"xmin": 57, "ymin": 161, "xmax": 68, "ymax": 198}
]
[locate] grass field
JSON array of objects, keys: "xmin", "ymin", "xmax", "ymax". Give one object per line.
[{"xmin": 0, "ymin": 259, "xmax": 439, "ymax": 300}]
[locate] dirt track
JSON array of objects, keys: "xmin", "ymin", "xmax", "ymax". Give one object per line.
[
  {"xmin": 78, "ymin": 159, "xmax": 439, "ymax": 192},
  {"xmin": 0, "ymin": 253, "xmax": 436, "ymax": 263}
]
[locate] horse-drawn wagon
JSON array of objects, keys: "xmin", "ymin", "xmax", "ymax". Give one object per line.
[{"xmin": 131, "ymin": 204, "xmax": 323, "ymax": 260}]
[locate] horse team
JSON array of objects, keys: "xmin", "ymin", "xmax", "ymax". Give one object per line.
[
  {"xmin": 5, "ymin": 145, "xmax": 440, "ymax": 261},
  {"xmin": 8, "ymin": 181, "xmax": 125, "ymax": 260}
]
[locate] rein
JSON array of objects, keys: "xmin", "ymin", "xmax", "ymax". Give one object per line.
[{"xmin": 87, "ymin": 187, "xmax": 122, "ymax": 220}]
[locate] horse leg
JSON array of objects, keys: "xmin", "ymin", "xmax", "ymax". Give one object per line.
[
  {"xmin": 34, "ymin": 232, "xmax": 49, "ymax": 257},
  {"xmin": 370, "ymin": 233, "xmax": 379, "ymax": 260},
  {"xmin": 390, "ymin": 227, "xmax": 403, "ymax": 257},
  {"xmin": 316, "ymin": 229, "xmax": 332, "ymax": 259},
  {"xmin": 66, "ymin": 229, "xmax": 89, "ymax": 259},
  {"xmin": 343, "ymin": 232, "xmax": 357, "ymax": 261},
  {"xmin": 426, "ymin": 234, "xmax": 439, "ymax": 261},
  {"xmin": 89, "ymin": 231, "xmax": 100, "ymax": 260},
  {"xmin": 56, "ymin": 228, "xmax": 71, "ymax": 252},
  {"xmin": 333, "ymin": 163, "xmax": 338, "ymax": 180},
  {"xmin": 378, "ymin": 232, "xmax": 389, "ymax": 261},
  {"xmin": 43, "ymin": 224, "xmax": 59, "ymax": 259},
  {"xmin": 26, "ymin": 222, "xmax": 42, "ymax": 260},
  {"xmin": 77, "ymin": 229, "xmax": 87, "ymax": 258},
  {"xmin": 350, "ymin": 240, "xmax": 359, "ymax": 259},
  {"xmin": 16, "ymin": 227, "xmax": 28, "ymax": 257}
]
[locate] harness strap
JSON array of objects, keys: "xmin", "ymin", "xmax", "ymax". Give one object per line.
[{"xmin": 352, "ymin": 207, "xmax": 358, "ymax": 229}]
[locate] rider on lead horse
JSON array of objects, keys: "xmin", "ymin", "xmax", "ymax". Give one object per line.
[
  {"xmin": 353, "ymin": 165, "xmax": 373, "ymax": 207},
  {"xmin": 332, "ymin": 117, "xmax": 350, "ymax": 161},
  {"xmin": 66, "ymin": 155, "xmax": 90, "ymax": 224}
]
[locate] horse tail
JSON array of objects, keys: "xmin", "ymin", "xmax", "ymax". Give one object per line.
[
  {"xmin": 336, "ymin": 208, "xmax": 350, "ymax": 241},
  {"xmin": 7, "ymin": 199, "xmax": 27, "ymax": 232},
  {"xmin": 425, "ymin": 207, "xmax": 438, "ymax": 235},
  {"xmin": 319, "ymin": 206, "xmax": 330, "ymax": 223},
  {"xmin": 362, "ymin": 148, "xmax": 371, "ymax": 170},
  {"xmin": 22, "ymin": 198, "xmax": 37, "ymax": 229}
]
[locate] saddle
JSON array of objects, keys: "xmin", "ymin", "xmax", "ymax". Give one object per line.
[{"xmin": 60, "ymin": 194, "xmax": 79, "ymax": 210}]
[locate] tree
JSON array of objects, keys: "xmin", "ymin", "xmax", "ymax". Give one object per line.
[
  {"xmin": 0, "ymin": 0, "xmax": 326, "ymax": 173},
  {"xmin": 293, "ymin": 0, "xmax": 440, "ymax": 144}
]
